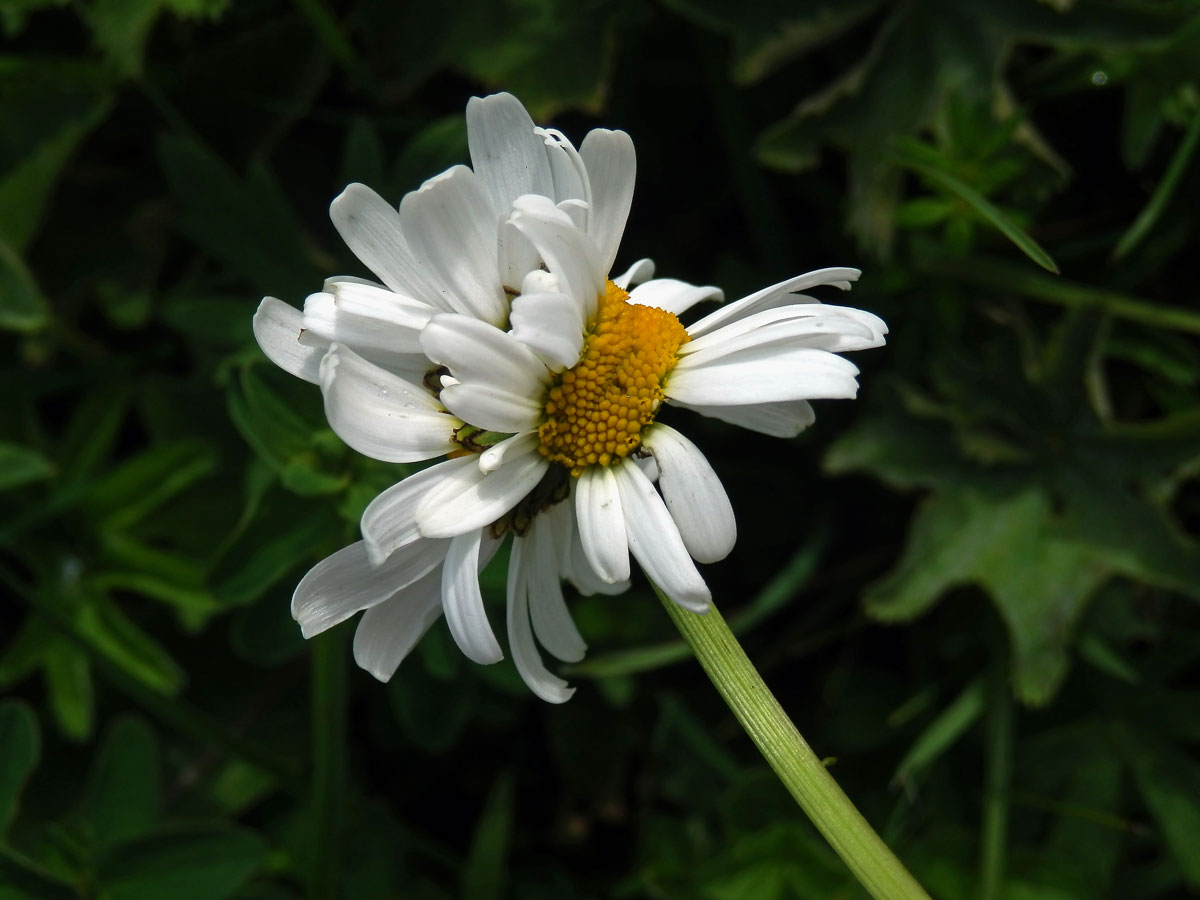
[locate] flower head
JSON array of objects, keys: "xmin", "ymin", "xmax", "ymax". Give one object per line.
[{"xmin": 253, "ymin": 93, "xmax": 886, "ymax": 701}]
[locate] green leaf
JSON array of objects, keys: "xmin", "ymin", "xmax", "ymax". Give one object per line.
[
  {"xmin": 894, "ymin": 145, "xmax": 1059, "ymax": 273},
  {"xmin": 44, "ymin": 640, "xmax": 93, "ymax": 740},
  {"xmin": 866, "ymin": 485, "xmax": 1106, "ymax": 705},
  {"xmin": 1038, "ymin": 746, "xmax": 1123, "ymax": 897},
  {"xmin": 389, "ymin": 666, "xmax": 477, "ymax": 754},
  {"xmin": 58, "ymin": 384, "xmax": 133, "ymax": 484},
  {"xmin": 0, "ymin": 619, "xmax": 53, "ymax": 689},
  {"xmin": 160, "ymin": 294, "xmax": 256, "ymax": 347},
  {"xmin": 892, "ymin": 679, "xmax": 984, "ymax": 789},
  {"xmin": 84, "ymin": 440, "xmax": 217, "ymax": 530},
  {"xmin": 209, "ymin": 506, "xmax": 333, "ymax": 607},
  {"xmin": 697, "ymin": 824, "xmax": 847, "ymax": 900},
  {"xmin": 930, "ymin": 256, "xmax": 1200, "ymax": 335},
  {"xmin": 339, "ymin": 116, "xmax": 385, "ymax": 190},
  {"xmin": 0, "ymin": 96, "xmax": 110, "ymax": 251},
  {"xmin": 75, "ymin": 598, "xmax": 184, "ymax": 695},
  {"xmin": 0, "ymin": 0, "xmax": 69, "ymax": 37},
  {"xmin": 0, "ymin": 442, "xmax": 54, "ymax": 491},
  {"xmin": 0, "ymin": 846, "xmax": 76, "ymax": 900},
  {"xmin": 88, "ymin": 0, "xmax": 230, "ymax": 77},
  {"xmin": 450, "ymin": 0, "xmax": 617, "ymax": 117},
  {"xmin": 1114, "ymin": 106, "xmax": 1200, "ymax": 260},
  {"xmin": 0, "ymin": 700, "xmax": 39, "ymax": 836},
  {"xmin": 1119, "ymin": 734, "xmax": 1200, "ymax": 887},
  {"xmin": 659, "ymin": 0, "xmax": 881, "ymax": 85},
  {"xmin": 391, "ymin": 115, "xmax": 468, "ymax": 196},
  {"xmin": 228, "ymin": 368, "xmax": 315, "ymax": 471},
  {"xmin": 96, "ymin": 824, "xmax": 267, "ymax": 900},
  {"xmin": 157, "ymin": 134, "xmax": 320, "ymax": 298},
  {"xmin": 0, "ymin": 235, "xmax": 48, "ymax": 332},
  {"xmin": 461, "ymin": 772, "xmax": 514, "ymax": 900},
  {"xmin": 80, "ymin": 715, "xmax": 160, "ymax": 850},
  {"xmin": 228, "ymin": 593, "xmax": 305, "ymax": 667},
  {"xmin": 91, "ymin": 572, "xmax": 220, "ymax": 621}
]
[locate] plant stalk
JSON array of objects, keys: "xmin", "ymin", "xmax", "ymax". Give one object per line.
[{"xmin": 656, "ymin": 586, "xmax": 932, "ymax": 900}]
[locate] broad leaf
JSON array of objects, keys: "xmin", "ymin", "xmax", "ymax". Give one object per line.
[
  {"xmin": 80, "ymin": 715, "xmax": 161, "ymax": 850},
  {"xmin": 97, "ymin": 824, "xmax": 267, "ymax": 900}
]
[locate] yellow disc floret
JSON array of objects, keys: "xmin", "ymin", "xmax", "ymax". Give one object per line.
[{"xmin": 538, "ymin": 280, "xmax": 689, "ymax": 476}]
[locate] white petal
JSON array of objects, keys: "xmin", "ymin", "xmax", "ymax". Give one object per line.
[
  {"xmin": 507, "ymin": 535, "xmax": 574, "ymax": 702},
  {"xmin": 329, "ymin": 183, "xmax": 442, "ymax": 305},
  {"xmin": 352, "ymin": 568, "xmax": 443, "ymax": 681},
  {"xmin": 292, "ymin": 538, "xmax": 449, "ymax": 639},
  {"xmin": 525, "ymin": 517, "xmax": 586, "ymax": 662},
  {"xmin": 545, "ymin": 494, "xmax": 626, "ymax": 596},
  {"xmin": 673, "ymin": 399, "xmax": 816, "ymax": 438},
  {"xmin": 466, "ymin": 92, "xmax": 554, "ymax": 219},
  {"xmin": 667, "ymin": 346, "xmax": 861, "ymax": 405},
  {"xmin": 509, "ymin": 195, "xmax": 605, "ymax": 320},
  {"xmin": 421, "ymin": 314, "xmax": 550, "ymax": 397},
  {"xmin": 613, "ymin": 258, "xmax": 654, "ymax": 290},
  {"xmin": 479, "ymin": 432, "xmax": 538, "ymax": 474},
  {"xmin": 579, "ymin": 128, "xmax": 635, "ymax": 276},
  {"xmin": 683, "ymin": 303, "xmax": 886, "ymax": 356},
  {"xmin": 642, "ymin": 425, "xmax": 735, "ymax": 564},
  {"xmin": 521, "ymin": 269, "xmax": 559, "ymax": 294},
  {"xmin": 538, "ymin": 128, "xmax": 589, "ymax": 228},
  {"xmin": 438, "ymin": 382, "xmax": 542, "ymax": 433},
  {"xmin": 629, "ymin": 279, "xmax": 723, "ymax": 316},
  {"xmin": 253, "ymin": 297, "xmax": 328, "ymax": 384},
  {"xmin": 361, "ymin": 457, "xmax": 477, "ymax": 564},
  {"xmin": 323, "ymin": 274, "xmax": 383, "ymax": 289},
  {"xmin": 573, "ymin": 466, "xmax": 629, "ymax": 583},
  {"xmin": 416, "ymin": 449, "xmax": 549, "ymax": 538},
  {"xmin": 611, "ymin": 461, "xmax": 710, "ymax": 611},
  {"xmin": 303, "ymin": 281, "xmax": 438, "ymax": 357},
  {"xmin": 442, "ymin": 529, "xmax": 503, "ymax": 664},
  {"xmin": 686, "ymin": 268, "xmax": 862, "ymax": 338},
  {"xmin": 680, "ymin": 313, "xmax": 881, "ymax": 368},
  {"xmin": 319, "ymin": 344, "xmax": 459, "ymax": 463},
  {"xmin": 509, "ymin": 290, "xmax": 586, "ymax": 371},
  {"xmin": 399, "ymin": 165, "xmax": 507, "ymax": 325},
  {"xmin": 498, "ymin": 219, "xmax": 541, "ymax": 293}
]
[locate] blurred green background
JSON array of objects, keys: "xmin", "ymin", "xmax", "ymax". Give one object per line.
[{"xmin": 3, "ymin": 1, "xmax": 1200, "ymax": 898}]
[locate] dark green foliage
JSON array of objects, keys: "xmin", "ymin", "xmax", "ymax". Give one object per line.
[{"xmin": 2, "ymin": 1, "xmax": 1199, "ymax": 898}]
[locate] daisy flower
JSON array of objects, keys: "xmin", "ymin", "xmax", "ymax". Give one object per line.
[{"xmin": 253, "ymin": 93, "xmax": 886, "ymax": 702}]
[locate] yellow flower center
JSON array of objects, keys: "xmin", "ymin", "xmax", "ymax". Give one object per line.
[{"xmin": 537, "ymin": 280, "xmax": 689, "ymax": 476}]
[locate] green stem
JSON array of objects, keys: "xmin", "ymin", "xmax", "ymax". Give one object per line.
[
  {"xmin": 309, "ymin": 630, "xmax": 347, "ymax": 900},
  {"xmin": 656, "ymin": 587, "xmax": 931, "ymax": 900},
  {"xmin": 928, "ymin": 255, "xmax": 1200, "ymax": 336},
  {"xmin": 1114, "ymin": 106, "xmax": 1200, "ymax": 260},
  {"xmin": 978, "ymin": 645, "xmax": 1013, "ymax": 900}
]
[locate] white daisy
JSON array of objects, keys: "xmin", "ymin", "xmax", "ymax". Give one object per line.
[{"xmin": 252, "ymin": 94, "xmax": 886, "ymax": 703}]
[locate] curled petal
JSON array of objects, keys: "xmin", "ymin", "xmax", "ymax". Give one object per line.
[
  {"xmin": 525, "ymin": 517, "xmax": 586, "ymax": 663},
  {"xmin": 507, "ymin": 535, "xmax": 575, "ymax": 702},
  {"xmin": 292, "ymin": 539, "xmax": 449, "ymax": 639},
  {"xmin": 442, "ymin": 529, "xmax": 503, "ymax": 664},
  {"xmin": 509, "ymin": 290, "xmax": 586, "ymax": 371},
  {"xmin": 611, "ymin": 461, "xmax": 710, "ymax": 612},
  {"xmin": 253, "ymin": 297, "xmax": 328, "ymax": 384},
  {"xmin": 686, "ymin": 268, "xmax": 862, "ymax": 338},
  {"xmin": 643, "ymin": 425, "xmax": 735, "ymax": 564}
]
